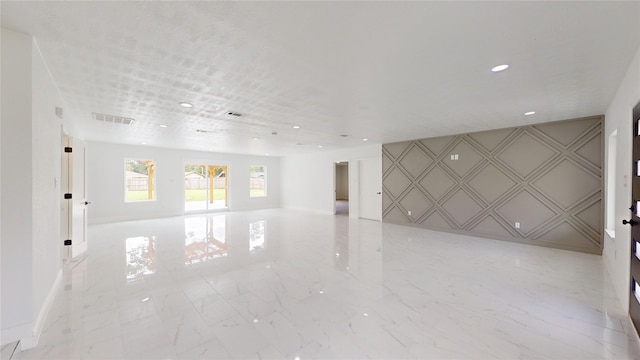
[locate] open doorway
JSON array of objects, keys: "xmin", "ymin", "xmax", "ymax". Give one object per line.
[{"xmin": 335, "ymin": 161, "xmax": 349, "ymax": 216}]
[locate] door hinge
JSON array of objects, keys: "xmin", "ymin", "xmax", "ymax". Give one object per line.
[
  {"xmin": 64, "ymin": 147, "xmax": 72, "ymax": 153},
  {"xmin": 64, "ymin": 239, "xmax": 72, "ymax": 246},
  {"xmin": 64, "ymin": 193, "xmax": 72, "ymax": 199}
]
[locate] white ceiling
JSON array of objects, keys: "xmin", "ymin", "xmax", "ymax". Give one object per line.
[{"xmin": 2, "ymin": 1, "xmax": 639, "ymax": 156}]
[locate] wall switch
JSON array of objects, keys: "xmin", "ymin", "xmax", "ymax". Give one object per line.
[
  {"xmin": 408, "ymin": 210, "xmax": 412, "ymax": 216},
  {"xmin": 454, "ymin": 154, "xmax": 459, "ymax": 160},
  {"xmin": 515, "ymin": 222, "xmax": 520, "ymax": 229},
  {"xmin": 450, "ymin": 155, "xmax": 455, "ymax": 160}
]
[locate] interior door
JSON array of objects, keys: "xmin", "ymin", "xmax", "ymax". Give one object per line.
[
  {"xmin": 628, "ymin": 101, "xmax": 640, "ymax": 334},
  {"xmin": 62, "ymin": 132, "xmax": 71, "ymax": 261},
  {"xmin": 70, "ymin": 137, "xmax": 88, "ymax": 258},
  {"xmin": 359, "ymin": 157, "xmax": 382, "ymax": 221}
]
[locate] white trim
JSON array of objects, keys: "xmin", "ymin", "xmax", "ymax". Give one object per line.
[
  {"xmin": 29, "ymin": 269, "xmax": 63, "ymax": 349},
  {"xmin": 605, "ymin": 228, "xmax": 616, "ymax": 239},
  {"xmin": 0, "ymin": 322, "xmax": 31, "ymax": 349}
]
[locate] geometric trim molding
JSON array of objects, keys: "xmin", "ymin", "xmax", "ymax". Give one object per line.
[{"xmin": 382, "ymin": 116, "xmax": 603, "ymax": 254}]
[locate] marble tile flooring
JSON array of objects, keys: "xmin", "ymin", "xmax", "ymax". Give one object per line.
[{"xmin": 13, "ymin": 209, "xmax": 640, "ymax": 359}]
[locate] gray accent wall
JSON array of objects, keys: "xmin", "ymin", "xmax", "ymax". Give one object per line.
[{"xmin": 382, "ymin": 116, "xmax": 603, "ymax": 254}]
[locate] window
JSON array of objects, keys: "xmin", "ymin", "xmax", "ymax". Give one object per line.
[
  {"xmin": 605, "ymin": 131, "xmax": 617, "ymax": 237},
  {"xmin": 125, "ymin": 159, "xmax": 155, "ymax": 201},
  {"xmin": 250, "ymin": 165, "xmax": 266, "ymax": 197}
]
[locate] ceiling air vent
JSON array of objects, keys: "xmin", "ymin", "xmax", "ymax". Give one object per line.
[{"xmin": 93, "ymin": 112, "xmax": 135, "ymax": 125}]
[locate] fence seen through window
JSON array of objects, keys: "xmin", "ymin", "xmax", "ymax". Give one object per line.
[
  {"xmin": 125, "ymin": 159, "xmax": 155, "ymax": 201},
  {"xmin": 250, "ymin": 165, "xmax": 266, "ymax": 197}
]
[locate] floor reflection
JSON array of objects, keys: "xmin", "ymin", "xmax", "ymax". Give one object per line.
[
  {"xmin": 249, "ymin": 220, "xmax": 266, "ymax": 251},
  {"xmin": 185, "ymin": 216, "xmax": 227, "ymax": 265},
  {"xmin": 125, "ymin": 236, "xmax": 156, "ymax": 281}
]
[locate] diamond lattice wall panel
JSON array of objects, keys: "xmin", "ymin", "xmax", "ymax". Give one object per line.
[
  {"xmin": 442, "ymin": 140, "xmax": 484, "ymax": 178},
  {"xmin": 399, "ymin": 145, "xmax": 433, "ymax": 179},
  {"xmin": 532, "ymin": 159, "xmax": 600, "ymax": 210},
  {"xmin": 382, "ymin": 116, "xmax": 603, "ymax": 254},
  {"xmin": 383, "ymin": 167, "xmax": 411, "ymax": 198},
  {"xmin": 575, "ymin": 199, "xmax": 603, "ymax": 234},
  {"xmin": 496, "ymin": 132, "xmax": 559, "ymax": 178},
  {"xmin": 398, "ymin": 187, "xmax": 433, "ymax": 219},
  {"xmin": 472, "ymin": 214, "xmax": 517, "ymax": 239},
  {"xmin": 419, "ymin": 136, "xmax": 454, "ymax": 156},
  {"xmin": 533, "ymin": 118, "xmax": 599, "ymax": 147},
  {"xmin": 496, "ymin": 190, "xmax": 558, "ymax": 236},
  {"xmin": 575, "ymin": 134, "xmax": 603, "ymax": 168},
  {"xmin": 441, "ymin": 189, "xmax": 485, "ymax": 227},
  {"xmin": 418, "ymin": 166, "xmax": 456, "ymax": 201},
  {"xmin": 467, "ymin": 164, "xmax": 517, "ymax": 203},
  {"xmin": 468, "ymin": 128, "xmax": 516, "ymax": 153},
  {"xmin": 420, "ymin": 211, "xmax": 454, "ymax": 230}
]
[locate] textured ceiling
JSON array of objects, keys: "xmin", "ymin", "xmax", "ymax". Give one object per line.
[{"xmin": 2, "ymin": 1, "xmax": 639, "ymax": 156}]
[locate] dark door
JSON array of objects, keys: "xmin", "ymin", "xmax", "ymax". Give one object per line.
[{"xmin": 628, "ymin": 101, "xmax": 640, "ymax": 334}]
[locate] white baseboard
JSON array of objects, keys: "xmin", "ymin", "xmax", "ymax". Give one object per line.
[
  {"xmin": 1, "ymin": 323, "xmax": 31, "ymax": 348},
  {"xmin": 29, "ymin": 269, "xmax": 63, "ymax": 349}
]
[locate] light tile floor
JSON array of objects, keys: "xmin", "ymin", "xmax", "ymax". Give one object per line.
[{"xmin": 13, "ymin": 209, "xmax": 640, "ymax": 359}]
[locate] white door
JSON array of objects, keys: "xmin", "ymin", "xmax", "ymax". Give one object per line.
[
  {"xmin": 359, "ymin": 157, "xmax": 382, "ymax": 221},
  {"xmin": 61, "ymin": 132, "xmax": 71, "ymax": 261},
  {"xmin": 63, "ymin": 136, "xmax": 88, "ymax": 258}
]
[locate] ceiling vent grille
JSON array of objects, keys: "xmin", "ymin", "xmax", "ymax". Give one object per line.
[{"xmin": 93, "ymin": 112, "xmax": 135, "ymax": 125}]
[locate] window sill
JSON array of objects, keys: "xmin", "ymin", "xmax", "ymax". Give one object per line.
[{"xmin": 605, "ymin": 228, "xmax": 616, "ymax": 239}]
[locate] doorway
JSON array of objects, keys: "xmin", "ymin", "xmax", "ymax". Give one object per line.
[
  {"xmin": 628, "ymin": 100, "xmax": 640, "ymax": 334},
  {"xmin": 184, "ymin": 164, "xmax": 228, "ymax": 212},
  {"xmin": 335, "ymin": 162, "xmax": 349, "ymax": 216}
]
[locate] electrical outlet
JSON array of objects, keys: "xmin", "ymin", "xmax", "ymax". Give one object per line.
[
  {"xmin": 515, "ymin": 222, "xmax": 520, "ymax": 229},
  {"xmin": 408, "ymin": 210, "xmax": 412, "ymax": 216}
]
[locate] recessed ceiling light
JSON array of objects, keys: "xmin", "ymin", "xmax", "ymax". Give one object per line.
[
  {"xmin": 265, "ymin": 153, "xmax": 270, "ymax": 156},
  {"xmin": 159, "ymin": 124, "xmax": 168, "ymax": 128},
  {"xmin": 293, "ymin": 125, "xmax": 300, "ymax": 129},
  {"xmin": 524, "ymin": 111, "xmax": 536, "ymax": 116},
  {"xmin": 318, "ymin": 145, "xmax": 323, "ymax": 148},
  {"xmin": 179, "ymin": 102, "xmax": 193, "ymax": 108},
  {"xmin": 141, "ymin": 142, "xmax": 147, "ymax": 145},
  {"xmin": 252, "ymin": 137, "xmax": 260, "ymax": 141},
  {"xmin": 491, "ymin": 64, "xmax": 509, "ymax": 72},
  {"xmin": 362, "ymin": 138, "xmax": 369, "ymax": 141}
]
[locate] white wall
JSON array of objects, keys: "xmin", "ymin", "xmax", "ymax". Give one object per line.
[
  {"xmin": 1, "ymin": 28, "xmax": 34, "ymax": 347},
  {"xmin": 281, "ymin": 144, "xmax": 381, "ymax": 216},
  {"xmin": 603, "ymin": 46, "xmax": 640, "ymax": 313},
  {"xmin": 1, "ymin": 29, "xmax": 72, "ymax": 348},
  {"xmin": 87, "ymin": 141, "xmax": 281, "ymax": 224}
]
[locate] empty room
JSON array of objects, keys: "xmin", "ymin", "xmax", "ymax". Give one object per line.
[{"xmin": 2, "ymin": 1, "xmax": 640, "ymax": 359}]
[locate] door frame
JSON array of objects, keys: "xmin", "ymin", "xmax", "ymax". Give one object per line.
[{"xmin": 628, "ymin": 101, "xmax": 640, "ymax": 334}]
